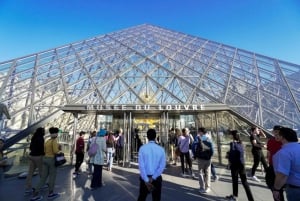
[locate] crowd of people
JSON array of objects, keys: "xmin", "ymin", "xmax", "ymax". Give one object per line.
[
  {"xmin": 0, "ymin": 123, "xmax": 298, "ymax": 201},
  {"xmin": 168, "ymin": 125, "xmax": 300, "ymax": 201}
]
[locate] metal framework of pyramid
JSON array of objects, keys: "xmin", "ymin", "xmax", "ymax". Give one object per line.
[{"xmin": 1, "ymin": 24, "xmax": 300, "ymax": 146}]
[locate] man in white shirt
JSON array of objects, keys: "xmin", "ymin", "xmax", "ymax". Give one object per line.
[{"xmin": 137, "ymin": 129, "xmax": 166, "ymax": 201}]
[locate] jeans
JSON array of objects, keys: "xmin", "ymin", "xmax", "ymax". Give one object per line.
[
  {"xmin": 106, "ymin": 148, "xmax": 114, "ymax": 169},
  {"xmin": 211, "ymin": 163, "xmax": 216, "ymax": 178},
  {"xmin": 286, "ymin": 185, "xmax": 300, "ymax": 201}
]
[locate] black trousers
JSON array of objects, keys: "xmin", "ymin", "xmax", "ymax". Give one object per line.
[
  {"xmin": 179, "ymin": 151, "xmax": 192, "ymax": 174},
  {"xmin": 231, "ymin": 163, "xmax": 254, "ymax": 201},
  {"xmin": 137, "ymin": 175, "xmax": 162, "ymax": 201},
  {"xmin": 266, "ymin": 165, "xmax": 285, "ymax": 201},
  {"xmin": 91, "ymin": 164, "xmax": 103, "ymax": 188},
  {"xmin": 251, "ymin": 149, "xmax": 268, "ymax": 176},
  {"xmin": 75, "ymin": 152, "xmax": 84, "ymax": 172},
  {"xmin": 115, "ymin": 146, "xmax": 123, "ymax": 162}
]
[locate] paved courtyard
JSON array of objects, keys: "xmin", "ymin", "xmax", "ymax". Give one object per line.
[{"xmin": 0, "ymin": 161, "xmax": 274, "ymax": 201}]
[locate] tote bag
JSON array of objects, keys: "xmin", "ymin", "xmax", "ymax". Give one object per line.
[
  {"xmin": 88, "ymin": 137, "xmax": 98, "ymax": 157},
  {"xmin": 50, "ymin": 139, "xmax": 66, "ymax": 167}
]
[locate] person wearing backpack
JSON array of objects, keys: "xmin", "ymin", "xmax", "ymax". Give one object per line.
[
  {"xmin": 192, "ymin": 127, "xmax": 213, "ymax": 194},
  {"xmin": 225, "ymin": 130, "xmax": 254, "ymax": 201}
]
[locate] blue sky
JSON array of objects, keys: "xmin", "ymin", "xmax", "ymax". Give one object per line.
[{"xmin": 0, "ymin": 0, "xmax": 300, "ymax": 65}]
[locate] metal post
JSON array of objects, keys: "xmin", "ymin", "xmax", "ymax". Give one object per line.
[
  {"xmin": 0, "ymin": 113, "xmax": 3, "ymax": 135},
  {"xmin": 122, "ymin": 112, "xmax": 127, "ymax": 167},
  {"xmin": 214, "ymin": 112, "xmax": 222, "ymax": 164},
  {"xmin": 94, "ymin": 113, "xmax": 98, "ymax": 130},
  {"xmin": 127, "ymin": 112, "xmax": 132, "ymax": 167},
  {"xmin": 165, "ymin": 111, "xmax": 169, "ymax": 163},
  {"xmin": 70, "ymin": 113, "xmax": 78, "ymax": 165}
]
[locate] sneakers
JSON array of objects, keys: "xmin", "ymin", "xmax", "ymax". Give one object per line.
[
  {"xmin": 212, "ymin": 175, "xmax": 219, "ymax": 182},
  {"xmin": 73, "ymin": 172, "xmax": 79, "ymax": 178},
  {"xmin": 192, "ymin": 174, "xmax": 199, "ymax": 180},
  {"xmin": 48, "ymin": 193, "xmax": 59, "ymax": 199},
  {"xmin": 251, "ymin": 175, "xmax": 261, "ymax": 182},
  {"xmin": 181, "ymin": 173, "xmax": 188, "ymax": 177},
  {"xmin": 30, "ymin": 195, "xmax": 43, "ymax": 201},
  {"xmin": 205, "ymin": 188, "xmax": 210, "ymax": 193},
  {"xmin": 24, "ymin": 188, "xmax": 34, "ymax": 195},
  {"xmin": 226, "ymin": 195, "xmax": 238, "ymax": 201},
  {"xmin": 199, "ymin": 188, "xmax": 206, "ymax": 194},
  {"xmin": 199, "ymin": 187, "xmax": 210, "ymax": 194}
]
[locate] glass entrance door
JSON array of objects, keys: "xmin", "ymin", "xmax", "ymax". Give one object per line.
[
  {"xmin": 130, "ymin": 112, "xmax": 170, "ymax": 162},
  {"xmin": 133, "ymin": 113, "xmax": 161, "ymax": 145}
]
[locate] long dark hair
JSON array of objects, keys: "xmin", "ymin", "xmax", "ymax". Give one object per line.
[
  {"xmin": 32, "ymin": 127, "xmax": 45, "ymax": 139},
  {"xmin": 230, "ymin": 130, "xmax": 242, "ymax": 144},
  {"xmin": 107, "ymin": 131, "xmax": 115, "ymax": 143}
]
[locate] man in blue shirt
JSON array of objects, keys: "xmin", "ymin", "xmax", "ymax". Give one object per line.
[
  {"xmin": 273, "ymin": 127, "xmax": 300, "ymax": 201},
  {"xmin": 137, "ymin": 129, "xmax": 166, "ymax": 201}
]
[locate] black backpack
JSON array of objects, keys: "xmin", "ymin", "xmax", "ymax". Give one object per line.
[
  {"xmin": 194, "ymin": 137, "xmax": 213, "ymax": 160},
  {"xmin": 228, "ymin": 142, "xmax": 241, "ymax": 164}
]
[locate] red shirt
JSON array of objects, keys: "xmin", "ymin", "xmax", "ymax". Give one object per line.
[
  {"xmin": 75, "ymin": 136, "xmax": 85, "ymax": 153},
  {"xmin": 267, "ymin": 138, "xmax": 282, "ymax": 165}
]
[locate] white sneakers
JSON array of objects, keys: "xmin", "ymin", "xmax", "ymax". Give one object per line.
[
  {"xmin": 199, "ymin": 188, "xmax": 210, "ymax": 194},
  {"xmin": 251, "ymin": 175, "xmax": 261, "ymax": 182}
]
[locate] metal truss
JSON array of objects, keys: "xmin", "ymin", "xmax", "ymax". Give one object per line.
[{"xmin": 1, "ymin": 24, "xmax": 300, "ymax": 143}]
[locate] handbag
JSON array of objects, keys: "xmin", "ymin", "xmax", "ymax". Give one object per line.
[
  {"xmin": 88, "ymin": 137, "xmax": 98, "ymax": 157},
  {"xmin": 55, "ymin": 152, "xmax": 66, "ymax": 167},
  {"xmin": 50, "ymin": 139, "xmax": 66, "ymax": 167}
]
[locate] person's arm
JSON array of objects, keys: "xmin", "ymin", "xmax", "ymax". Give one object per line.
[
  {"xmin": 101, "ymin": 138, "xmax": 107, "ymax": 152},
  {"xmin": 273, "ymin": 172, "xmax": 287, "ymax": 190},
  {"xmin": 259, "ymin": 130, "xmax": 266, "ymax": 138},
  {"xmin": 153, "ymin": 148, "xmax": 166, "ymax": 180},
  {"xmin": 273, "ymin": 172, "xmax": 288, "ymax": 200},
  {"xmin": 189, "ymin": 134, "xmax": 194, "ymax": 144},
  {"xmin": 52, "ymin": 139, "xmax": 60, "ymax": 154},
  {"xmin": 251, "ymin": 136, "xmax": 265, "ymax": 148},
  {"xmin": 210, "ymin": 141, "xmax": 214, "ymax": 156},
  {"xmin": 138, "ymin": 147, "xmax": 149, "ymax": 183}
]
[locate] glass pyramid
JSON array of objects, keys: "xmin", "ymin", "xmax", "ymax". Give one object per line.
[{"xmin": 1, "ymin": 24, "xmax": 300, "ymax": 145}]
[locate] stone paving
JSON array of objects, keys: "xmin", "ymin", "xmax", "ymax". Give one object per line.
[{"xmin": 0, "ymin": 160, "xmax": 275, "ymax": 201}]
